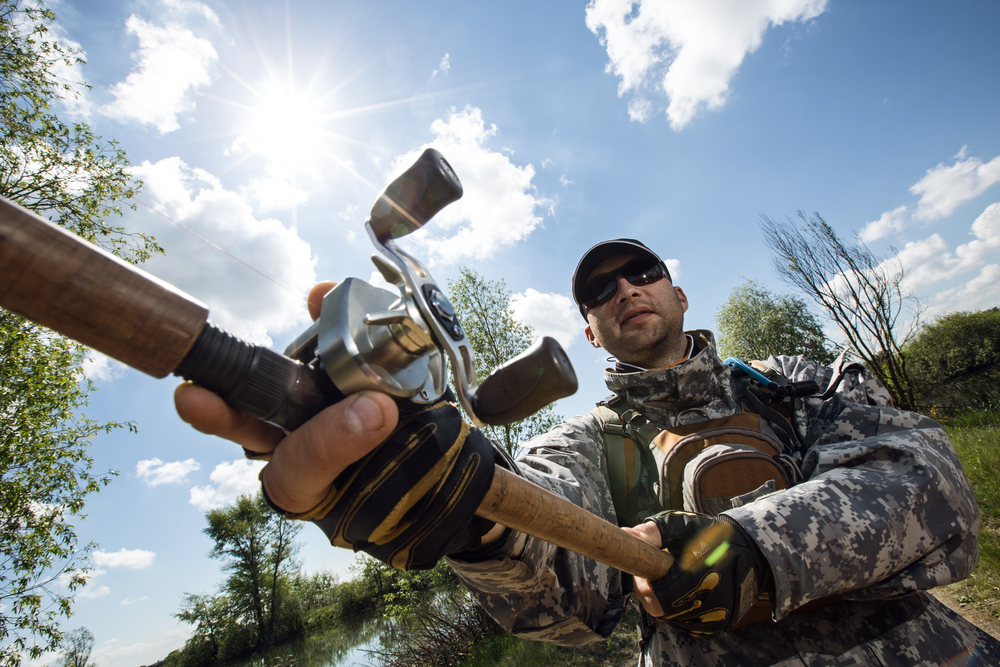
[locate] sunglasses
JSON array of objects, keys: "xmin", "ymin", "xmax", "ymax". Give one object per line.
[{"xmin": 580, "ymin": 259, "xmax": 668, "ymax": 311}]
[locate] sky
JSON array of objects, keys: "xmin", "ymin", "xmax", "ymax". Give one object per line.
[{"xmin": 12, "ymin": 1, "xmax": 1000, "ymax": 666}]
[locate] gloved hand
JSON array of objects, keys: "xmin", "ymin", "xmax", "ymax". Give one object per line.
[
  {"xmin": 270, "ymin": 389, "xmax": 499, "ymax": 571},
  {"xmin": 644, "ymin": 511, "xmax": 771, "ymax": 634}
]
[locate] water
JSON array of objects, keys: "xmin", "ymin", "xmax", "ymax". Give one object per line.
[{"xmin": 231, "ymin": 616, "xmax": 392, "ymax": 667}]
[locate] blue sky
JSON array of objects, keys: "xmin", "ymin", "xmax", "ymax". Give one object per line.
[{"xmin": 15, "ymin": 1, "xmax": 1000, "ymax": 666}]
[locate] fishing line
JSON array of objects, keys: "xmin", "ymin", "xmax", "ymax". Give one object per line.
[{"xmin": 131, "ymin": 196, "xmax": 304, "ymax": 302}]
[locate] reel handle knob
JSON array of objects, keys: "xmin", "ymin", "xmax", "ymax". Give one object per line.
[
  {"xmin": 471, "ymin": 337, "xmax": 578, "ymax": 426},
  {"xmin": 370, "ymin": 148, "xmax": 463, "ymax": 243}
]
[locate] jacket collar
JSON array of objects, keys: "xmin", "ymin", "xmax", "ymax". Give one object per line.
[{"xmin": 602, "ymin": 330, "xmax": 738, "ymax": 427}]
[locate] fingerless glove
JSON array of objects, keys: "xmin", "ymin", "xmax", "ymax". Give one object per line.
[{"xmin": 273, "ymin": 391, "xmax": 499, "ymax": 570}]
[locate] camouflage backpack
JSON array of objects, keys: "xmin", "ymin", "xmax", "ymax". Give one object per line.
[
  {"xmin": 595, "ymin": 359, "xmax": 847, "ymax": 628},
  {"xmin": 594, "ymin": 359, "xmax": 814, "ymax": 529}
]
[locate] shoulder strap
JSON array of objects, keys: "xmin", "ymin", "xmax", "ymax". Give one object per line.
[
  {"xmin": 730, "ymin": 362, "xmax": 804, "ymax": 452},
  {"xmin": 595, "ymin": 396, "xmax": 647, "ymax": 527}
]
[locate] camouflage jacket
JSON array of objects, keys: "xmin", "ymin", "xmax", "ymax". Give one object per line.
[{"xmin": 447, "ymin": 331, "xmax": 998, "ymax": 666}]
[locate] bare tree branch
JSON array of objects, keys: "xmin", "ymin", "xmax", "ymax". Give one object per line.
[{"xmin": 760, "ymin": 212, "xmax": 923, "ymax": 409}]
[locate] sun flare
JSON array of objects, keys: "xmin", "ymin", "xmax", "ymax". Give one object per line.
[{"xmin": 236, "ymin": 82, "xmax": 330, "ymax": 169}]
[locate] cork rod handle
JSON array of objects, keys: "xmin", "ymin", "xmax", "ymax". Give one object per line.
[
  {"xmin": 0, "ymin": 196, "xmax": 208, "ymax": 378},
  {"xmin": 478, "ymin": 467, "xmax": 674, "ymax": 580}
]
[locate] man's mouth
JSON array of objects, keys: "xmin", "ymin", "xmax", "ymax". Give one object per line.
[{"xmin": 621, "ymin": 308, "xmax": 652, "ymax": 327}]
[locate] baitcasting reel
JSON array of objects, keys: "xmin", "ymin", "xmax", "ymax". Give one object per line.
[{"xmin": 175, "ymin": 149, "xmax": 578, "ymax": 431}]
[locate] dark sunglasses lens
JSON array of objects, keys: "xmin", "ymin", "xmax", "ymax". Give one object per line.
[
  {"xmin": 582, "ymin": 278, "xmax": 616, "ymax": 309},
  {"xmin": 582, "ymin": 260, "xmax": 663, "ymax": 309},
  {"xmin": 627, "ymin": 260, "xmax": 663, "ymax": 285}
]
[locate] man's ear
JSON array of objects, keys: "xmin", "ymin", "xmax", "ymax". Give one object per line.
[
  {"xmin": 675, "ymin": 286, "xmax": 689, "ymax": 314},
  {"xmin": 585, "ymin": 325, "xmax": 602, "ymax": 349}
]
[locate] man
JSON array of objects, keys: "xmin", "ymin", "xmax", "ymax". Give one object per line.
[{"xmin": 176, "ymin": 239, "xmax": 999, "ymax": 665}]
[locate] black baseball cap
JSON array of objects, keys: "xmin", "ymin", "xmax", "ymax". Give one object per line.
[{"xmin": 572, "ymin": 239, "xmax": 670, "ymax": 319}]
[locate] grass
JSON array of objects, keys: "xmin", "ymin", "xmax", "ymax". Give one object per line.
[{"xmin": 932, "ymin": 409, "xmax": 1000, "ymax": 638}]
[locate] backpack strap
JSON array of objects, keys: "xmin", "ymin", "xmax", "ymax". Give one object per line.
[
  {"xmin": 729, "ymin": 362, "xmax": 804, "ymax": 453},
  {"xmin": 595, "ymin": 395, "xmax": 657, "ymax": 527}
]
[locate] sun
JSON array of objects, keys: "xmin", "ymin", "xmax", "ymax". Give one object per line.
[{"xmin": 235, "ymin": 79, "xmax": 330, "ymax": 170}]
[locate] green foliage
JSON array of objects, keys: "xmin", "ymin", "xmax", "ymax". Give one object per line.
[
  {"xmin": 175, "ymin": 493, "xmax": 304, "ymax": 666},
  {"xmin": 1, "ymin": 1, "xmax": 158, "ymax": 661},
  {"xmin": 0, "ymin": 312, "xmax": 130, "ymax": 666},
  {"xmin": 447, "ymin": 267, "xmax": 562, "ymax": 455},
  {"xmin": 58, "ymin": 628, "xmax": 93, "ymax": 667},
  {"xmin": 715, "ymin": 279, "xmax": 835, "ymax": 365},
  {"xmin": 0, "ymin": 0, "xmax": 158, "ymax": 263},
  {"xmin": 905, "ymin": 308, "xmax": 1000, "ymax": 411},
  {"xmin": 347, "ymin": 555, "xmax": 458, "ymax": 623}
]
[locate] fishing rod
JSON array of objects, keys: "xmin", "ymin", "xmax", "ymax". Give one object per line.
[{"xmin": 0, "ymin": 149, "xmax": 674, "ymax": 580}]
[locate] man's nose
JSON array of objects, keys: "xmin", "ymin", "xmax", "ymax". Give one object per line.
[{"xmin": 613, "ymin": 275, "xmax": 636, "ymax": 302}]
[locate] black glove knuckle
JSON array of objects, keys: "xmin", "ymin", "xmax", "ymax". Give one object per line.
[{"xmin": 308, "ymin": 393, "xmax": 496, "ymax": 571}]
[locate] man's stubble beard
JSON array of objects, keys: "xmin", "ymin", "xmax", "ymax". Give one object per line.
[{"xmin": 606, "ymin": 317, "xmax": 683, "ymax": 370}]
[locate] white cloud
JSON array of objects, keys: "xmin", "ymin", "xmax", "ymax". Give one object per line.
[
  {"xmin": 7, "ymin": 7, "xmax": 93, "ymax": 119},
  {"xmin": 136, "ymin": 458, "xmax": 201, "ymax": 486},
  {"xmin": 859, "ymin": 205, "xmax": 909, "ymax": 243},
  {"xmin": 390, "ymin": 106, "xmax": 549, "ymax": 263},
  {"xmin": 189, "ymin": 459, "xmax": 266, "ymax": 511},
  {"xmin": 897, "ymin": 202, "xmax": 1000, "ymax": 293},
  {"xmin": 238, "ymin": 174, "xmax": 310, "ymax": 213},
  {"xmin": 123, "ymin": 157, "xmax": 316, "ymax": 345},
  {"xmin": 119, "ymin": 596, "xmax": 149, "ymax": 608},
  {"xmin": 665, "ymin": 258, "xmax": 682, "ymax": 282},
  {"xmin": 161, "ymin": 0, "xmax": 221, "ymax": 26},
  {"xmin": 510, "ymin": 289, "xmax": 583, "ymax": 351},
  {"xmin": 930, "ymin": 264, "xmax": 1000, "ymax": 315},
  {"xmin": 91, "ymin": 627, "xmax": 189, "ymax": 667},
  {"xmin": 82, "ymin": 351, "xmax": 128, "ymax": 381},
  {"xmin": 368, "ymin": 270, "xmax": 397, "ymax": 293},
  {"xmin": 47, "ymin": 31, "xmax": 91, "ymax": 119},
  {"xmin": 910, "ymin": 148, "xmax": 1000, "ymax": 221},
  {"xmin": 541, "ymin": 158, "xmax": 554, "ymax": 169},
  {"xmin": 432, "ymin": 53, "xmax": 451, "ymax": 77},
  {"xmin": 77, "ymin": 585, "xmax": 111, "ymax": 600},
  {"xmin": 585, "ymin": 0, "xmax": 827, "ymax": 130},
  {"xmin": 559, "ymin": 175, "xmax": 574, "ymax": 186},
  {"xmin": 91, "ymin": 548, "xmax": 156, "ymax": 570},
  {"xmin": 628, "ymin": 96, "xmax": 653, "ymax": 123},
  {"xmin": 102, "ymin": 16, "xmax": 217, "ymax": 133}
]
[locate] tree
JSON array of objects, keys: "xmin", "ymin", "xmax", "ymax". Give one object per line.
[
  {"xmin": 760, "ymin": 212, "xmax": 923, "ymax": 410},
  {"xmin": 0, "ymin": 2, "xmax": 157, "ymax": 662},
  {"xmin": 0, "ymin": 0, "xmax": 158, "ymax": 263},
  {"xmin": 198, "ymin": 493, "xmax": 302, "ymax": 655},
  {"xmin": 58, "ymin": 628, "xmax": 93, "ymax": 667},
  {"xmin": 174, "ymin": 594, "xmax": 232, "ymax": 667},
  {"xmin": 715, "ymin": 279, "xmax": 836, "ymax": 365},
  {"xmin": 904, "ymin": 308, "xmax": 1000, "ymax": 410},
  {"xmin": 446, "ymin": 268, "xmax": 562, "ymax": 455},
  {"xmin": 0, "ymin": 312, "xmax": 131, "ymax": 666}
]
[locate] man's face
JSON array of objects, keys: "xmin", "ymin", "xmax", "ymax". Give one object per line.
[{"xmin": 583, "ymin": 254, "xmax": 689, "ymax": 369}]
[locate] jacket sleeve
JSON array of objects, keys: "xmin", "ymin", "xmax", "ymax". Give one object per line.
[
  {"xmin": 444, "ymin": 413, "xmax": 629, "ymax": 647},
  {"xmin": 725, "ymin": 355, "xmax": 981, "ymax": 620}
]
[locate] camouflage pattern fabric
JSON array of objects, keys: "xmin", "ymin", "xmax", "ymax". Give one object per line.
[{"xmin": 447, "ymin": 330, "xmax": 1000, "ymax": 666}]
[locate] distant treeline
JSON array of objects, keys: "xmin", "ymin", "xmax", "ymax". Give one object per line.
[{"xmin": 159, "ymin": 494, "xmax": 461, "ymax": 667}]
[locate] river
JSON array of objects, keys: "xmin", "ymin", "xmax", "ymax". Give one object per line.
[{"xmin": 230, "ymin": 615, "xmax": 393, "ymax": 667}]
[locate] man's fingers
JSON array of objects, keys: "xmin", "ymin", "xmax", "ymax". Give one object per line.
[
  {"xmin": 624, "ymin": 523, "xmax": 666, "ymax": 617},
  {"xmin": 174, "ymin": 382, "xmax": 284, "ymax": 453},
  {"xmin": 307, "ymin": 281, "xmax": 338, "ymax": 322},
  {"xmin": 624, "ymin": 521, "xmax": 662, "ymax": 548},
  {"xmin": 262, "ymin": 391, "xmax": 400, "ymax": 514}
]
